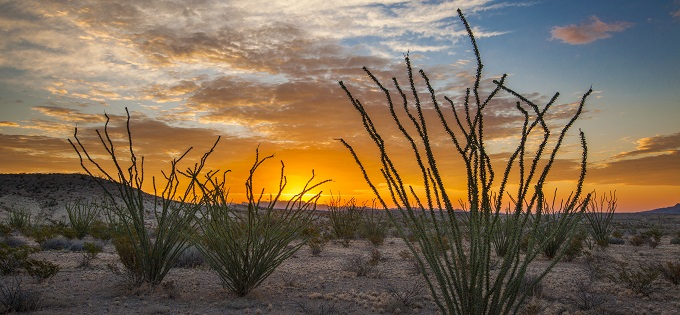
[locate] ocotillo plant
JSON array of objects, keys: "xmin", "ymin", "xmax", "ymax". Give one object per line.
[
  {"xmin": 191, "ymin": 148, "xmax": 329, "ymax": 296},
  {"xmin": 69, "ymin": 108, "xmax": 216, "ymax": 286},
  {"xmin": 338, "ymin": 9, "xmax": 592, "ymax": 315}
]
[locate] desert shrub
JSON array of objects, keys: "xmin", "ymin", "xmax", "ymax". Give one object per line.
[
  {"xmin": 0, "ymin": 224, "xmax": 10, "ymax": 237},
  {"xmin": 358, "ymin": 205, "xmax": 389, "ymax": 246},
  {"xmin": 491, "ymin": 213, "xmax": 519, "ymax": 257},
  {"xmin": 584, "ymin": 191, "xmax": 617, "ymax": 248},
  {"xmin": 193, "ymin": 149, "xmax": 328, "ymax": 297},
  {"xmin": 574, "ymin": 280, "xmax": 606, "ymax": 311},
  {"xmin": 1, "ymin": 237, "xmax": 26, "ymax": 248},
  {"xmin": 659, "ymin": 261, "xmax": 680, "ymax": 285},
  {"xmin": 671, "ymin": 235, "xmax": 680, "ymax": 245},
  {"xmin": 386, "ymin": 279, "xmax": 425, "ymax": 312},
  {"xmin": 0, "ymin": 244, "xmax": 36, "ymax": 275},
  {"xmin": 65, "ymin": 199, "xmax": 101, "ymax": 239},
  {"xmin": 173, "ymin": 245, "xmax": 204, "ymax": 269},
  {"xmin": 563, "ymin": 229, "xmax": 586, "ymax": 262},
  {"xmin": 338, "ymin": 9, "xmax": 591, "ymax": 314},
  {"xmin": 5, "ymin": 208, "xmax": 32, "ymax": 232},
  {"xmin": 80, "ymin": 242, "xmax": 103, "ymax": 268},
  {"xmin": 307, "ymin": 236, "xmax": 327, "ymax": 256},
  {"xmin": 344, "ymin": 254, "xmax": 378, "ymax": 277},
  {"xmin": 641, "ymin": 227, "xmax": 662, "ymax": 248},
  {"xmin": 608, "ymin": 262, "xmax": 660, "ymax": 297},
  {"xmin": 40, "ymin": 236, "xmax": 72, "ymax": 251},
  {"xmin": 0, "ymin": 277, "xmax": 41, "ymax": 313},
  {"xmin": 327, "ymin": 196, "xmax": 362, "ymax": 246},
  {"xmin": 69, "ymin": 108, "xmax": 212, "ymax": 287},
  {"xmin": 608, "ymin": 237, "xmax": 625, "ymax": 245},
  {"xmin": 88, "ymin": 220, "xmax": 113, "ymax": 241},
  {"xmin": 629, "ymin": 234, "xmax": 647, "ymax": 246},
  {"xmin": 24, "ymin": 259, "xmax": 60, "ymax": 282},
  {"xmin": 535, "ymin": 192, "xmax": 585, "ymax": 260}
]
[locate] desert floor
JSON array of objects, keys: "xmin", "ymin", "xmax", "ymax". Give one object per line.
[{"xmin": 2, "ymin": 221, "xmax": 680, "ymax": 315}]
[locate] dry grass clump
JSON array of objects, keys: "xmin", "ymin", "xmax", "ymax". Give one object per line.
[{"xmin": 0, "ymin": 277, "xmax": 41, "ymax": 313}]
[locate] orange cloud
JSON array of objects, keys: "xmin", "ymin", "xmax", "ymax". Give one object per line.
[
  {"xmin": 551, "ymin": 16, "xmax": 633, "ymax": 45},
  {"xmin": 614, "ymin": 132, "xmax": 680, "ymax": 158}
]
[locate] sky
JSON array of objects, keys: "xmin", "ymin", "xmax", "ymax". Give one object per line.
[{"xmin": 0, "ymin": 0, "xmax": 678, "ymax": 212}]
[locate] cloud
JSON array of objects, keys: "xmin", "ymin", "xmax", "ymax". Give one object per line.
[
  {"xmin": 0, "ymin": 121, "xmax": 20, "ymax": 127},
  {"xmin": 550, "ymin": 16, "xmax": 633, "ymax": 45},
  {"xmin": 614, "ymin": 132, "xmax": 680, "ymax": 158},
  {"xmin": 588, "ymin": 151, "xmax": 680, "ymax": 186}
]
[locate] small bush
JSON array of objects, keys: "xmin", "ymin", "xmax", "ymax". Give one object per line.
[
  {"xmin": 89, "ymin": 220, "xmax": 113, "ymax": 241},
  {"xmin": 358, "ymin": 206, "xmax": 389, "ymax": 246},
  {"xmin": 80, "ymin": 242, "xmax": 103, "ymax": 268},
  {"xmin": 65, "ymin": 199, "xmax": 101, "ymax": 239},
  {"xmin": 307, "ymin": 236, "xmax": 327, "ymax": 256},
  {"xmin": 629, "ymin": 234, "xmax": 647, "ymax": 247},
  {"xmin": 5, "ymin": 208, "xmax": 32, "ymax": 231},
  {"xmin": 0, "ymin": 244, "xmax": 36, "ymax": 275},
  {"xmin": 24, "ymin": 259, "xmax": 60, "ymax": 282},
  {"xmin": 609, "ymin": 237, "xmax": 625, "ymax": 245},
  {"xmin": 386, "ymin": 280, "xmax": 425, "ymax": 312},
  {"xmin": 563, "ymin": 230, "xmax": 586, "ymax": 262},
  {"xmin": 659, "ymin": 261, "xmax": 680, "ymax": 285},
  {"xmin": 0, "ymin": 277, "xmax": 41, "ymax": 313},
  {"xmin": 327, "ymin": 196, "xmax": 361, "ymax": 246},
  {"xmin": 40, "ymin": 236, "xmax": 72, "ymax": 251},
  {"xmin": 671, "ymin": 236, "xmax": 680, "ymax": 245},
  {"xmin": 608, "ymin": 262, "xmax": 660, "ymax": 297},
  {"xmin": 344, "ymin": 254, "xmax": 377, "ymax": 277},
  {"xmin": 173, "ymin": 246, "xmax": 204, "ymax": 269},
  {"xmin": 642, "ymin": 227, "xmax": 662, "ymax": 248},
  {"xmin": 584, "ymin": 191, "xmax": 617, "ymax": 248}
]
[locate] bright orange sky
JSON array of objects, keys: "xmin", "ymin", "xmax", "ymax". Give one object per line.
[{"xmin": 1, "ymin": 1, "xmax": 679, "ymax": 212}]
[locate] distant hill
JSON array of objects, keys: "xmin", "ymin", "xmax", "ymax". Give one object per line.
[
  {"xmin": 0, "ymin": 173, "xmax": 158, "ymax": 222},
  {"xmin": 636, "ymin": 203, "xmax": 680, "ymax": 214}
]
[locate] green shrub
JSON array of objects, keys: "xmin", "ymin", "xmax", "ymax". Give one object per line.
[
  {"xmin": 609, "ymin": 237, "xmax": 625, "ymax": 245},
  {"xmin": 642, "ymin": 227, "xmax": 662, "ymax": 248},
  {"xmin": 88, "ymin": 220, "xmax": 113, "ymax": 241},
  {"xmin": 659, "ymin": 261, "xmax": 680, "ymax": 285},
  {"xmin": 629, "ymin": 234, "xmax": 647, "ymax": 246},
  {"xmin": 671, "ymin": 236, "xmax": 680, "ymax": 245},
  {"xmin": 338, "ymin": 9, "xmax": 591, "ymax": 314},
  {"xmin": 0, "ymin": 244, "xmax": 36, "ymax": 275},
  {"xmin": 193, "ymin": 149, "xmax": 328, "ymax": 296},
  {"xmin": 327, "ymin": 196, "xmax": 362, "ymax": 246},
  {"xmin": 80, "ymin": 242, "xmax": 103, "ymax": 268},
  {"xmin": 5, "ymin": 208, "xmax": 31, "ymax": 231},
  {"xmin": 65, "ymin": 199, "xmax": 101, "ymax": 239},
  {"xmin": 563, "ymin": 229, "xmax": 586, "ymax": 262},
  {"xmin": 69, "ymin": 108, "xmax": 210, "ymax": 287},
  {"xmin": 24, "ymin": 259, "xmax": 60, "ymax": 282},
  {"xmin": 584, "ymin": 191, "xmax": 617, "ymax": 248},
  {"xmin": 608, "ymin": 262, "xmax": 660, "ymax": 297},
  {"xmin": 172, "ymin": 246, "xmax": 204, "ymax": 269},
  {"xmin": 0, "ymin": 277, "xmax": 41, "ymax": 313},
  {"xmin": 358, "ymin": 205, "xmax": 389, "ymax": 246}
]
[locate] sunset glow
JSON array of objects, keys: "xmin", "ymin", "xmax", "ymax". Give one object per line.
[{"xmin": 1, "ymin": 1, "xmax": 678, "ymax": 212}]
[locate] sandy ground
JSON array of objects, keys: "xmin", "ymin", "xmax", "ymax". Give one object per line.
[{"xmin": 1, "ymin": 231, "xmax": 678, "ymax": 315}]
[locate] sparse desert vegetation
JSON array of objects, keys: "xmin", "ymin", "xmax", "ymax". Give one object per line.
[{"xmin": 1, "ymin": 9, "xmax": 679, "ymax": 315}]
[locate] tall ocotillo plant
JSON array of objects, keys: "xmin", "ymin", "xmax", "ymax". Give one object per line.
[
  {"xmin": 338, "ymin": 9, "xmax": 592, "ymax": 315},
  {"xmin": 69, "ymin": 108, "xmax": 218, "ymax": 286}
]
